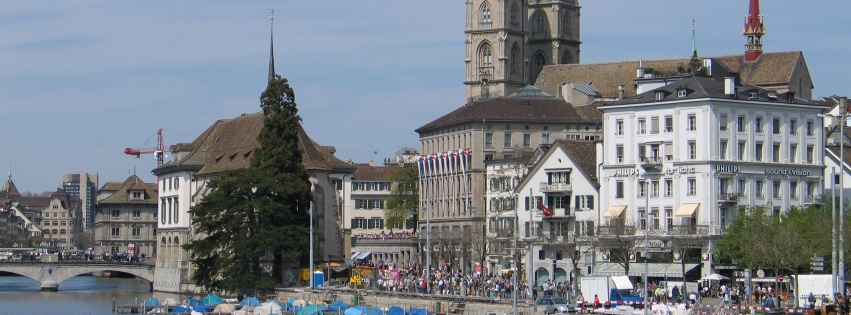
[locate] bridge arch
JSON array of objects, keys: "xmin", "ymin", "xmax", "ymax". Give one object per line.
[{"xmin": 0, "ymin": 262, "xmax": 154, "ymax": 291}]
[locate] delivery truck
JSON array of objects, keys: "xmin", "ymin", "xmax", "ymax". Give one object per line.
[{"xmin": 580, "ymin": 276, "xmax": 644, "ymax": 307}]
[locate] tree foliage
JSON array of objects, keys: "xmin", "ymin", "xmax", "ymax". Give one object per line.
[
  {"xmin": 385, "ymin": 164, "xmax": 418, "ymax": 229},
  {"xmin": 184, "ymin": 75, "xmax": 312, "ymax": 294}
]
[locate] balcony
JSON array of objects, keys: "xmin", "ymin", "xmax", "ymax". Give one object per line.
[
  {"xmin": 804, "ymin": 194, "xmax": 823, "ymax": 205},
  {"xmin": 718, "ymin": 193, "xmax": 739, "ymax": 203},
  {"xmin": 539, "ymin": 182, "xmax": 571, "ymax": 193},
  {"xmin": 640, "ymin": 156, "xmax": 663, "ymax": 171}
]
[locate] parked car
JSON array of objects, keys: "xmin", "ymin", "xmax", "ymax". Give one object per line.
[{"xmin": 535, "ymin": 297, "xmax": 575, "ymax": 314}]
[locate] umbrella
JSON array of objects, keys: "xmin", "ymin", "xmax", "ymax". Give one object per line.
[
  {"xmin": 386, "ymin": 306, "xmax": 404, "ymax": 315},
  {"xmin": 366, "ymin": 307, "xmax": 384, "ymax": 315},
  {"xmin": 328, "ymin": 301, "xmax": 349, "ymax": 312},
  {"xmin": 203, "ymin": 293, "xmax": 223, "ymax": 306},
  {"xmin": 297, "ymin": 304, "xmax": 324, "ymax": 315},
  {"xmin": 253, "ymin": 301, "xmax": 283, "ymax": 315},
  {"xmin": 701, "ymin": 273, "xmax": 729, "ymax": 281},
  {"xmin": 213, "ymin": 304, "xmax": 237, "ymax": 314},
  {"xmin": 345, "ymin": 306, "xmax": 368, "ymax": 315}
]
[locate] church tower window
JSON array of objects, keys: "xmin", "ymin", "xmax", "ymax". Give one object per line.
[
  {"xmin": 510, "ymin": 3, "xmax": 519, "ymax": 28},
  {"xmin": 480, "ymin": 2, "xmax": 492, "ymax": 27}
]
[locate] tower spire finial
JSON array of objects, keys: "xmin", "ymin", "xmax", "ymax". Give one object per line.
[
  {"xmin": 268, "ymin": 9, "xmax": 276, "ymax": 83},
  {"xmin": 743, "ymin": 0, "xmax": 765, "ymax": 62}
]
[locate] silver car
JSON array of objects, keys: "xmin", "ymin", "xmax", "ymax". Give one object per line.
[{"xmin": 535, "ymin": 297, "xmax": 575, "ymax": 314}]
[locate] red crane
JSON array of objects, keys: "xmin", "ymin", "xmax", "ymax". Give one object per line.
[{"xmin": 124, "ymin": 128, "xmax": 167, "ymax": 168}]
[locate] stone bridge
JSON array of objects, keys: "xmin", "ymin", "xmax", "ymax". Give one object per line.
[{"xmin": 0, "ymin": 261, "xmax": 154, "ymax": 291}]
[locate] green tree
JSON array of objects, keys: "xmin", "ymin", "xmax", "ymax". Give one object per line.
[
  {"xmin": 184, "ymin": 75, "xmax": 312, "ymax": 293},
  {"xmin": 385, "ymin": 164, "xmax": 418, "ymax": 229}
]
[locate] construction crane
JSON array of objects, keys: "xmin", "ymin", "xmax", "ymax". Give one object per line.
[{"xmin": 124, "ymin": 128, "xmax": 167, "ymax": 168}]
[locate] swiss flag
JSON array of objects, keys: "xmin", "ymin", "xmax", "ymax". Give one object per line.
[{"xmin": 540, "ymin": 200, "xmax": 553, "ymax": 217}]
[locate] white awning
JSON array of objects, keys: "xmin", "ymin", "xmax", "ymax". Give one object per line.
[
  {"xmin": 350, "ymin": 252, "xmax": 362, "ymax": 259},
  {"xmin": 594, "ymin": 263, "xmax": 699, "ymax": 278},
  {"xmin": 355, "ymin": 251, "xmax": 372, "ymax": 260},
  {"xmin": 675, "ymin": 203, "xmax": 700, "ymax": 217},
  {"xmin": 604, "ymin": 205, "xmax": 627, "ymax": 219}
]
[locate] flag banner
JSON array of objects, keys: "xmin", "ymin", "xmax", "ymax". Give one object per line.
[{"xmin": 540, "ymin": 199, "xmax": 553, "ymax": 217}]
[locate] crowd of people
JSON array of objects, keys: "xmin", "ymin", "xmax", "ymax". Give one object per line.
[{"xmin": 353, "ymin": 231, "xmax": 418, "ymax": 240}]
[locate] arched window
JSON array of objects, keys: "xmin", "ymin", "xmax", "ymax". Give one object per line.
[
  {"xmin": 173, "ymin": 198, "xmax": 179, "ymax": 224},
  {"xmin": 510, "ymin": 3, "xmax": 519, "ymax": 27},
  {"xmin": 167, "ymin": 198, "xmax": 172, "ymax": 224},
  {"xmin": 161, "ymin": 237, "xmax": 167, "ymax": 246},
  {"xmin": 561, "ymin": 50, "xmax": 573, "ymax": 64},
  {"xmin": 510, "ymin": 44, "xmax": 520, "ymax": 79},
  {"xmin": 160, "ymin": 199, "xmax": 166, "ymax": 224},
  {"xmin": 535, "ymin": 13, "xmax": 546, "ymax": 33},
  {"xmin": 531, "ymin": 52, "xmax": 546, "ymax": 83},
  {"xmin": 480, "ymin": 2, "xmax": 492, "ymax": 24},
  {"xmin": 562, "ymin": 12, "xmax": 571, "ymax": 37},
  {"xmin": 60, "ymin": 229, "xmax": 66, "ymax": 235},
  {"xmin": 174, "ymin": 237, "xmax": 180, "ymax": 246},
  {"xmin": 52, "ymin": 229, "xmax": 58, "ymax": 235},
  {"xmin": 479, "ymin": 43, "xmax": 493, "ymax": 68}
]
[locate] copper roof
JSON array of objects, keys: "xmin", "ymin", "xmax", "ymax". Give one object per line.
[
  {"xmin": 99, "ymin": 175, "xmax": 158, "ymax": 205},
  {"xmin": 417, "ymin": 87, "xmax": 588, "ymax": 132},
  {"xmin": 535, "ymin": 51, "xmax": 807, "ymax": 99},
  {"xmin": 154, "ymin": 112, "xmax": 354, "ymax": 176}
]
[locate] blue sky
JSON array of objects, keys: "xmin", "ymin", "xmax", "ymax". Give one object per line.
[{"xmin": 2, "ymin": 1, "xmax": 849, "ymax": 193}]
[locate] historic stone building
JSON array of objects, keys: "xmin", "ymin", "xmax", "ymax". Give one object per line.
[
  {"xmin": 465, "ymin": 0, "xmax": 581, "ymax": 103},
  {"xmin": 94, "ymin": 175, "xmax": 158, "ymax": 258}
]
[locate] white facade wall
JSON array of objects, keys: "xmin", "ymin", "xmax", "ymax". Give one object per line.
[
  {"xmin": 153, "ymin": 171, "xmax": 195, "ymax": 293},
  {"xmin": 600, "ymin": 98, "xmax": 824, "ymax": 278}
]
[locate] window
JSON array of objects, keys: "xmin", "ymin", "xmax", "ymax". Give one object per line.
[
  {"xmin": 60, "ymin": 221, "xmax": 66, "ymax": 226},
  {"xmin": 111, "ymin": 227, "xmax": 120, "ymax": 236},
  {"xmin": 789, "ymin": 119, "xmax": 797, "ymax": 135},
  {"xmin": 664, "ymin": 142, "xmax": 673, "ymax": 160},
  {"xmin": 173, "ymin": 199, "xmax": 179, "ymax": 224},
  {"xmin": 541, "ymin": 133, "xmax": 550, "ymax": 144},
  {"xmin": 616, "ymin": 120, "xmax": 624, "ymax": 135},
  {"xmin": 523, "ymin": 134, "xmax": 531, "ymax": 148},
  {"xmin": 60, "ymin": 229, "xmax": 66, "ymax": 235},
  {"xmin": 664, "ymin": 116, "xmax": 673, "ymax": 132},
  {"xmin": 789, "ymin": 144, "xmax": 798, "ymax": 163},
  {"xmin": 111, "ymin": 209, "xmax": 120, "ymax": 218},
  {"xmin": 737, "ymin": 116, "xmax": 746, "ymax": 132},
  {"xmin": 133, "ymin": 210, "xmax": 141, "ymax": 218},
  {"xmin": 773, "ymin": 143, "xmax": 781, "ymax": 162},
  {"xmin": 720, "ymin": 114, "xmax": 728, "ymax": 131},
  {"xmin": 755, "ymin": 142, "xmax": 764, "ymax": 161},
  {"xmin": 655, "ymin": 91, "xmax": 665, "ymax": 101},
  {"xmin": 756, "ymin": 180, "xmax": 764, "ymax": 198},
  {"xmin": 638, "ymin": 208, "xmax": 646, "ymax": 230},
  {"xmin": 790, "ymin": 181, "xmax": 798, "ymax": 198},
  {"xmin": 368, "ymin": 218, "xmax": 384, "ymax": 229},
  {"xmin": 485, "ymin": 132, "xmax": 493, "ymax": 147},
  {"xmin": 638, "ymin": 144, "xmax": 646, "ymax": 162},
  {"xmin": 535, "ymin": 12, "xmax": 546, "ymax": 33},
  {"xmin": 773, "ymin": 180, "xmax": 782, "ymax": 198},
  {"xmin": 574, "ymin": 195, "xmax": 594, "ymax": 210},
  {"xmin": 677, "ymin": 89, "xmax": 687, "ymax": 97},
  {"xmin": 351, "ymin": 218, "xmax": 366, "ymax": 229},
  {"xmin": 807, "ymin": 145, "xmax": 815, "ymax": 164},
  {"xmin": 174, "ymin": 178, "xmax": 179, "ymax": 190},
  {"xmin": 719, "ymin": 140, "xmax": 728, "ymax": 159},
  {"xmin": 688, "ymin": 141, "xmax": 697, "ymax": 160},
  {"xmin": 651, "ymin": 180, "xmax": 660, "ymax": 197},
  {"xmin": 510, "ymin": 3, "xmax": 519, "ymax": 26},
  {"xmin": 651, "ymin": 117, "xmax": 660, "ymax": 134},
  {"xmin": 749, "ymin": 91, "xmax": 758, "ymax": 99},
  {"xmin": 772, "ymin": 118, "xmax": 781, "ymax": 134},
  {"xmin": 132, "ymin": 227, "xmax": 141, "ymax": 237},
  {"xmin": 807, "ymin": 120, "xmax": 815, "ymax": 136},
  {"xmin": 687, "ymin": 178, "xmax": 696, "ymax": 196},
  {"xmin": 480, "ymin": 44, "xmax": 493, "ymax": 67},
  {"xmin": 664, "ymin": 179, "xmax": 673, "ymax": 197},
  {"xmin": 738, "ymin": 141, "xmax": 746, "ymax": 160},
  {"xmin": 160, "ymin": 199, "xmax": 166, "ymax": 224},
  {"xmin": 616, "ymin": 145, "xmax": 624, "ymax": 163},
  {"xmin": 638, "ymin": 118, "xmax": 646, "ymax": 134},
  {"xmin": 738, "ymin": 179, "xmax": 747, "ymax": 197},
  {"xmin": 480, "ymin": 3, "xmax": 491, "ymax": 24},
  {"xmin": 132, "ymin": 191, "xmax": 142, "ymax": 199},
  {"xmin": 755, "ymin": 116, "xmax": 763, "ymax": 133},
  {"xmin": 616, "ymin": 181, "xmax": 624, "ymax": 198},
  {"xmin": 504, "ymin": 133, "xmax": 512, "ymax": 147},
  {"xmin": 720, "ymin": 208, "xmax": 728, "ymax": 228},
  {"xmin": 665, "ymin": 207, "xmax": 673, "ymax": 230},
  {"xmin": 638, "ymin": 180, "xmax": 647, "ymax": 197},
  {"xmin": 687, "ymin": 114, "xmax": 697, "ymax": 131}
]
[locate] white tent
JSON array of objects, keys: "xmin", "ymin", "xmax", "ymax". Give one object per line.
[
  {"xmin": 253, "ymin": 301, "xmax": 283, "ymax": 315},
  {"xmin": 213, "ymin": 304, "xmax": 237, "ymax": 314},
  {"xmin": 701, "ymin": 273, "xmax": 729, "ymax": 281}
]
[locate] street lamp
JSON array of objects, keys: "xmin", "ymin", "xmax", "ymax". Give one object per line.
[{"xmin": 820, "ymin": 112, "xmax": 846, "ymax": 293}]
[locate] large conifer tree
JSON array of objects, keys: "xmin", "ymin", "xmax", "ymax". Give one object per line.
[{"xmin": 185, "ymin": 75, "xmax": 311, "ymax": 293}]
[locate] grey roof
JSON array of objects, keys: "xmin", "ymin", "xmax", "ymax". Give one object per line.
[
  {"xmin": 508, "ymin": 85, "xmax": 555, "ymax": 98},
  {"xmin": 572, "ymin": 83, "xmax": 600, "ymax": 97}
]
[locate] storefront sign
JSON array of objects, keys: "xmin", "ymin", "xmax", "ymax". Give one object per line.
[
  {"xmin": 764, "ymin": 168, "xmax": 811, "ymax": 176},
  {"xmin": 611, "ymin": 168, "xmax": 640, "ymax": 177},
  {"xmin": 716, "ymin": 165, "xmax": 741, "ymax": 173},
  {"xmin": 665, "ymin": 166, "xmax": 696, "ymax": 175}
]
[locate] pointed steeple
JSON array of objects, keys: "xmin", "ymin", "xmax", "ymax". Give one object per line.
[
  {"xmin": 268, "ymin": 9, "xmax": 276, "ymax": 83},
  {"xmin": 743, "ymin": 0, "xmax": 765, "ymax": 62}
]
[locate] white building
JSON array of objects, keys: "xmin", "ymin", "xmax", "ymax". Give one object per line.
[{"xmin": 598, "ymin": 74, "xmax": 827, "ymax": 280}]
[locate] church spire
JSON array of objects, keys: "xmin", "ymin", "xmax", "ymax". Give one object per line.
[
  {"xmin": 268, "ymin": 9, "xmax": 276, "ymax": 83},
  {"xmin": 743, "ymin": 0, "xmax": 765, "ymax": 62}
]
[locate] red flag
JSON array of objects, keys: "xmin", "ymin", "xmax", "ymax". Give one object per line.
[{"xmin": 540, "ymin": 200, "xmax": 552, "ymax": 217}]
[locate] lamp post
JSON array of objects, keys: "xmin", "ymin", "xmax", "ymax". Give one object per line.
[
  {"xmin": 820, "ymin": 111, "xmax": 846, "ymax": 293},
  {"xmin": 643, "ymin": 179, "xmax": 650, "ymax": 315},
  {"xmin": 309, "ymin": 179, "xmax": 317, "ymax": 289}
]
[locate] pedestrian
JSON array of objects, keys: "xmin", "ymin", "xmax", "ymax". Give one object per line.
[
  {"xmin": 808, "ymin": 292, "xmax": 816, "ymax": 309},
  {"xmin": 594, "ymin": 294, "xmax": 601, "ymax": 308}
]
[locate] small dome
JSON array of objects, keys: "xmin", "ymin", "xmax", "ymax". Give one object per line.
[{"xmin": 508, "ymin": 85, "xmax": 554, "ymax": 98}]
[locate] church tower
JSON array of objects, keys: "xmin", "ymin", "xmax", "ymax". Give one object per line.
[
  {"xmin": 743, "ymin": 0, "xmax": 765, "ymax": 62},
  {"xmin": 464, "ymin": 0, "xmax": 581, "ymax": 103}
]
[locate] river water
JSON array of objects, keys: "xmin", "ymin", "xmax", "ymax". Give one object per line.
[{"xmin": 0, "ymin": 275, "xmax": 171, "ymax": 315}]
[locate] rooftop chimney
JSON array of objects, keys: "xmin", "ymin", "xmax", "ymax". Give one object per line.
[
  {"xmin": 618, "ymin": 85, "xmax": 625, "ymax": 100},
  {"xmin": 636, "ymin": 60, "xmax": 646, "ymax": 78},
  {"xmin": 724, "ymin": 77, "xmax": 736, "ymax": 96}
]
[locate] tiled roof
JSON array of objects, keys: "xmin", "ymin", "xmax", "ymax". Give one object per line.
[
  {"xmin": 535, "ymin": 51, "xmax": 806, "ymax": 99},
  {"xmin": 99, "ymin": 182, "xmax": 124, "ymax": 192},
  {"xmin": 17, "ymin": 196, "xmax": 50, "ymax": 211},
  {"xmin": 552, "ymin": 139, "xmax": 598, "ymax": 186},
  {"xmin": 417, "ymin": 88, "xmax": 587, "ymax": 132},
  {"xmin": 573, "ymin": 102, "xmax": 604, "ymax": 122},
  {"xmin": 352, "ymin": 163, "xmax": 399, "ymax": 181},
  {"xmin": 99, "ymin": 175, "xmax": 158, "ymax": 204},
  {"xmin": 827, "ymin": 146, "xmax": 851, "ymax": 169},
  {"xmin": 606, "ymin": 75, "xmax": 821, "ymax": 107},
  {"xmin": 155, "ymin": 112, "xmax": 354, "ymax": 176}
]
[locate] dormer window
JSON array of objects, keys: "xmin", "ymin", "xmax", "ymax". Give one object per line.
[
  {"xmin": 749, "ymin": 91, "xmax": 758, "ymax": 99},
  {"xmin": 130, "ymin": 191, "xmax": 143, "ymax": 200},
  {"xmin": 677, "ymin": 89, "xmax": 687, "ymax": 98},
  {"xmin": 655, "ymin": 91, "xmax": 665, "ymax": 101}
]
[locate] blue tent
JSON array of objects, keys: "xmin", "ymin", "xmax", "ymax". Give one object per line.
[
  {"xmin": 387, "ymin": 306, "xmax": 405, "ymax": 315},
  {"xmin": 240, "ymin": 296, "xmax": 262, "ymax": 308},
  {"xmin": 329, "ymin": 301, "xmax": 349, "ymax": 311},
  {"xmin": 408, "ymin": 308, "xmax": 428, "ymax": 315},
  {"xmin": 185, "ymin": 297, "xmax": 204, "ymax": 308},
  {"xmin": 366, "ymin": 307, "xmax": 384, "ymax": 315},
  {"xmin": 203, "ymin": 293, "xmax": 223, "ymax": 306},
  {"xmin": 143, "ymin": 298, "xmax": 160, "ymax": 307},
  {"xmin": 172, "ymin": 305, "xmax": 192, "ymax": 313},
  {"xmin": 345, "ymin": 306, "xmax": 368, "ymax": 315},
  {"xmin": 297, "ymin": 304, "xmax": 324, "ymax": 315}
]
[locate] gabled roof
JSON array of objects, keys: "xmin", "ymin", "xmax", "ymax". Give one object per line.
[
  {"xmin": 605, "ymin": 75, "xmax": 821, "ymax": 107},
  {"xmin": 515, "ymin": 139, "xmax": 599, "ymax": 192},
  {"xmin": 351, "ymin": 163, "xmax": 398, "ymax": 181},
  {"xmin": 99, "ymin": 175, "xmax": 158, "ymax": 205},
  {"xmin": 535, "ymin": 51, "xmax": 809, "ymax": 99},
  {"xmin": 417, "ymin": 86, "xmax": 588, "ymax": 133},
  {"xmin": 154, "ymin": 112, "xmax": 355, "ymax": 176}
]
